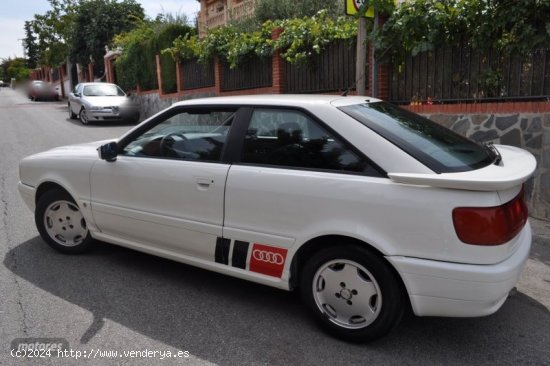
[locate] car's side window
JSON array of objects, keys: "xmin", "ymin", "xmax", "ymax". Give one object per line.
[
  {"xmin": 241, "ymin": 109, "xmax": 371, "ymax": 173},
  {"xmin": 121, "ymin": 109, "xmax": 236, "ymax": 162}
]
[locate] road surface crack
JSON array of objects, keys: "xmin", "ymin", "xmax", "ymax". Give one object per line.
[{"xmin": 0, "ymin": 174, "xmax": 29, "ymax": 336}]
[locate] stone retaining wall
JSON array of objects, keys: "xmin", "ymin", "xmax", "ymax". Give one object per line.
[
  {"xmin": 427, "ymin": 113, "xmax": 550, "ymax": 221},
  {"xmin": 135, "ymin": 91, "xmax": 216, "ymax": 121}
]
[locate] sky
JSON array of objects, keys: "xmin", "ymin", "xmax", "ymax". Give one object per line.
[{"xmin": 0, "ymin": 0, "xmax": 200, "ymax": 60}]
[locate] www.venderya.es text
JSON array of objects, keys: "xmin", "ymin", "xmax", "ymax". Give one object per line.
[{"xmin": 12, "ymin": 348, "xmax": 190, "ymax": 360}]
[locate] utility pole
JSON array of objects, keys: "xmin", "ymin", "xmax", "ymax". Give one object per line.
[{"xmin": 355, "ymin": 16, "xmax": 367, "ymax": 96}]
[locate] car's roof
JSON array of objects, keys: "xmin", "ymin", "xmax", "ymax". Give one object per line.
[
  {"xmin": 172, "ymin": 94, "xmax": 381, "ymax": 108},
  {"xmin": 79, "ymin": 82, "xmax": 118, "ymax": 86}
]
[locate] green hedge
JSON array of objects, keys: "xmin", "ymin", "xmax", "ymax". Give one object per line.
[
  {"xmin": 155, "ymin": 24, "xmax": 190, "ymax": 93},
  {"xmin": 114, "ymin": 21, "xmax": 193, "ymax": 92},
  {"xmin": 139, "ymin": 41, "xmax": 158, "ymax": 91},
  {"xmin": 115, "ymin": 42, "xmax": 157, "ymax": 92}
]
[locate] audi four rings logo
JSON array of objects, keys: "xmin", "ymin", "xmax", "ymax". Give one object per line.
[{"xmin": 252, "ymin": 249, "xmax": 285, "ymax": 265}]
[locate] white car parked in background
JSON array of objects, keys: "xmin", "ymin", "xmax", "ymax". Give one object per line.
[
  {"xmin": 68, "ymin": 82, "xmax": 139, "ymax": 125},
  {"xmin": 18, "ymin": 95, "xmax": 536, "ymax": 342}
]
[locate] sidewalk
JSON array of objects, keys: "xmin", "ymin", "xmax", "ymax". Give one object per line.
[{"xmin": 531, "ymin": 216, "xmax": 550, "ymax": 246}]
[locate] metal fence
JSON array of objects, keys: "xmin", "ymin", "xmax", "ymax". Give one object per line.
[
  {"xmin": 285, "ymin": 41, "xmax": 357, "ymax": 94},
  {"xmin": 51, "ymin": 68, "xmax": 59, "ymax": 82},
  {"xmin": 220, "ymin": 56, "xmax": 272, "ymax": 92},
  {"xmin": 389, "ymin": 46, "xmax": 550, "ymax": 103},
  {"xmin": 181, "ymin": 59, "xmax": 215, "ymax": 90}
]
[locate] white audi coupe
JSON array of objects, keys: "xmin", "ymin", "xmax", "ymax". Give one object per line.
[{"xmin": 18, "ymin": 95, "xmax": 536, "ymax": 342}]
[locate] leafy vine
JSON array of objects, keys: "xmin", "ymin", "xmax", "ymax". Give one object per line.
[{"xmin": 164, "ymin": 10, "xmax": 358, "ymax": 67}]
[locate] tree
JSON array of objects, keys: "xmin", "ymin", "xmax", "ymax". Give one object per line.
[
  {"xmin": 2, "ymin": 58, "xmax": 31, "ymax": 81},
  {"xmin": 31, "ymin": 0, "xmax": 80, "ymax": 66},
  {"xmin": 69, "ymin": 0, "xmax": 144, "ymax": 77},
  {"xmin": 23, "ymin": 21, "xmax": 39, "ymax": 68},
  {"xmin": 0, "ymin": 59, "xmax": 8, "ymax": 82}
]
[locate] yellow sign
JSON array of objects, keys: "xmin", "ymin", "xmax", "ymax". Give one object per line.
[{"xmin": 345, "ymin": 0, "xmax": 375, "ymax": 18}]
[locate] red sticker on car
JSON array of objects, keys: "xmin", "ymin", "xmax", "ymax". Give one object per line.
[{"xmin": 249, "ymin": 243, "xmax": 287, "ymax": 278}]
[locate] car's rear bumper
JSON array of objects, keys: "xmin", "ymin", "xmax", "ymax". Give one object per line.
[{"xmin": 387, "ymin": 222, "xmax": 532, "ymax": 317}]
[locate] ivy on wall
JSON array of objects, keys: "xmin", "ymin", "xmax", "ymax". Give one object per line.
[
  {"xmin": 164, "ymin": 10, "xmax": 358, "ymax": 68},
  {"xmin": 375, "ymin": 0, "xmax": 550, "ymax": 62},
  {"xmin": 163, "ymin": 0, "xmax": 549, "ymax": 69}
]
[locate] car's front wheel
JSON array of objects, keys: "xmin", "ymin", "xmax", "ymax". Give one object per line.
[
  {"xmin": 35, "ymin": 189, "xmax": 94, "ymax": 254},
  {"xmin": 79, "ymin": 108, "xmax": 90, "ymax": 125},
  {"xmin": 300, "ymin": 244, "xmax": 404, "ymax": 342}
]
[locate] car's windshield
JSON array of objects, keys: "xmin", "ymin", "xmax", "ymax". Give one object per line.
[
  {"xmin": 83, "ymin": 84, "xmax": 124, "ymax": 97},
  {"xmin": 339, "ymin": 102, "xmax": 493, "ymax": 173},
  {"xmin": 122, "ymin": 110, "xmax": 235, "ymax": 161}
]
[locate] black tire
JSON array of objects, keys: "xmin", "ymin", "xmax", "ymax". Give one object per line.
[
  {"xmin": 79, "ymin": 108, "xmax": 90, "ymax": 125},
  {"xmin": 68, "ymin": 103, "xmax": 77, "ymax": 119},
  {"xmin": 35, "ymin": 189, "xmax": 94, "ymax": 254},
  {"xmin": 300, "ymin": 244, "xmax": 404, "ymax": 342}
]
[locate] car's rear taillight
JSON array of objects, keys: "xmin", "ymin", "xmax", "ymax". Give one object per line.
[{"xmin": 452, "ymin": 187, "xmax": 528, "ymax": 246}]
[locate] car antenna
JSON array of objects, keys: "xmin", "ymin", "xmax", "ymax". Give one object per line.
[
  {"xmin": 341, "ymin": 83, "xmax": 355, "ymax": 96},
  {"xmin": 341, "ymin": 72, "xmax": 366, "ymax": 96}
]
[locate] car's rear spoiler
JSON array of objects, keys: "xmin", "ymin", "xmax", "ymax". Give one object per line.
[{"xmin": 388, "ymin": 145, "xmax": 536, "ymax": 191}]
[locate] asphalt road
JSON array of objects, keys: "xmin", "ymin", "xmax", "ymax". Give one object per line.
[{"xmin": 0, "ymin": 87, "xmax": 549, "ymax": 365}]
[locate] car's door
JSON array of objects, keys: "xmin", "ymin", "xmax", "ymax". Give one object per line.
[
  {"xmin": 223, "ymin": 108, "xmax": 385, "ymax": 279},
  {"xmin": 69, "ymin": 84, "xmax": 83, "ymax": 115},
  {"xmin": 90, "ymin": 106, "xmax": 238, "ymax": 261}
]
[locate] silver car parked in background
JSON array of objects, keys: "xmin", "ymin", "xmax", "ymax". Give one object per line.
[{"xmin": 68, "ymin": 82, "xmax": 140, "ymax": 125}]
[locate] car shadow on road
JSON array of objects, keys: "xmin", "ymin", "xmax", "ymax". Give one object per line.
[
  {"xmin": 63, "ymin": 117, "xmax": 139, "ymax": 128},
  {"xmin": 30, "ymin": 100, "xmax": 65, "ymax": 104},
  {"xmin": 4, "ymin": 238, "xmax": 550, "ymax": 365}
]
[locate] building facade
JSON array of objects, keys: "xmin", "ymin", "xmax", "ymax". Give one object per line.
[{"xmin": 197, "ymin": 0, "xmax": 256, "ymax": 37}]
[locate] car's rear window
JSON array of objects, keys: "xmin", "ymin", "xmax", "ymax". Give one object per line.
[{"xmin": 339, "ymin": 102, "xmax": 493, "ymax": 173}]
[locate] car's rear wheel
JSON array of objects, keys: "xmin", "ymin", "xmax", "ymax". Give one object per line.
[
  {"xmin": 79, "ymin": 108, "xmax": 90, "ymax": 125},
  {"xmin": 68, "ymin": 103, "xmax": 77, "ymax": 119},
  {"xmin": 300, "ymin": 244, "xmax": 404, "ymax": 342},
  {"xmin": 35, "ymin": 189, "xmax": 94, "ymax": 254}
]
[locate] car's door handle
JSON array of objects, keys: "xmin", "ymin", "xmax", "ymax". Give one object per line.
[{"xmin": 196, "ymin": 177, "xmax": 214, "ymax": 190}]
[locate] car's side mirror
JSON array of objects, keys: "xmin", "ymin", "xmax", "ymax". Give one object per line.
[
  {"xmin": 74, "ymin": 92, "xmax": 80, "ymax": 97},
  {"xmin": 98, "ymin": 141, "xmax": 118, "ymax": 162}
]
